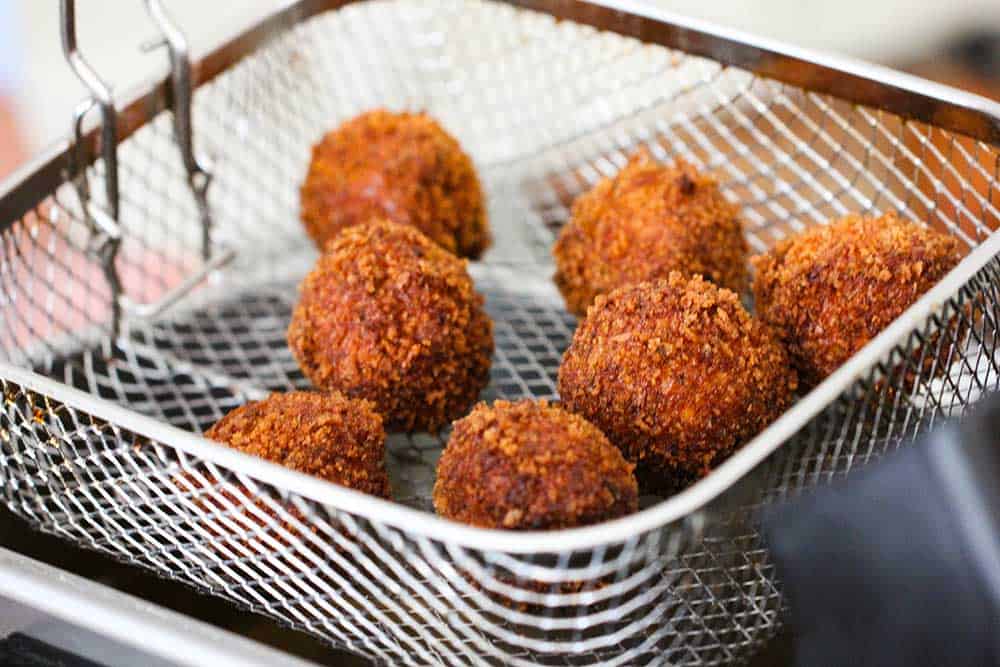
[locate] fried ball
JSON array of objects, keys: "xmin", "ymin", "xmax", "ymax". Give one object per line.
[
  {"xmin": 205, "ymin": 391, "xmax": 391, "ymax": 499},
  {"xmin": 558, "ymin": 273, "xmax": 797, "ymax": 492},
  {"xmin": 434, "ymin": 399, "xmax": 638, "ymax": 529},
  {"xmin": 300, "ymin": 109, "xmax": 490, "ymax": 258},
  {"xmin": 752, "ymin": 213, "xmax": 963, "ymax": 388},
  {"xmin": 553, "ymin": 149, "xmax": 748, "ymax": 316},
  {"xmin": 287, "ymin": 220, "xmax": 494, "ymax": 432}
]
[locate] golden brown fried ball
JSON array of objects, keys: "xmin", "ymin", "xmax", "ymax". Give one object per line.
[
  {"xmin": 433, "ymin": 399, "xmax": 638, "ymax": 529},
  {"xmin": 553, "ymin": 149, "xmax": 748, "ymax": 316},
  {"xmin": 752, "ymin": 213, "xmax": 963, "ymax": 388},
  {"xmin": 558, "ymin": 273, "xmax": 797, "ymax": 492},
  {"xmin": 300, "ymin": 109, "xmax": 490, "ymax": 258},
  {"xmin": 287, "ymin": 220, "xmax": 494, "ymax": 433},
  {"xmin": 205, "ymin": 390, "xmax": 391, "ymax": 499}
]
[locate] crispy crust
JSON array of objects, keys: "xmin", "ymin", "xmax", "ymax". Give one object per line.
[
  {"xmin": 433, "ymin": 399, "xmax": 638, "ymax": 529},
  {"xmin": 205, "ymin": 390, "xmax": 391, "ymax": 499},
  {"xmin": 558, "ymin": 273, "xmax": 797, "ymax": 492},
  {"xmin": 287, "ymin": 220, "xmax": 494, "ymax": 433},
  {"xmin": 752, "ymin": 213, "xmax": 963, "ymax": 388},
  {"xmin": 300, "ymin": 109, "xmax": 490, "ymax": 258},
  {"xmin": 553, "ymin": 149, "xmax": 749, "ymax": 316}
]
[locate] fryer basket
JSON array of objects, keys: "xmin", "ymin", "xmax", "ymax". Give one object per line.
[{"xmin": 2, "ymin": 1, "xmax": 1000, "ymax": 664}]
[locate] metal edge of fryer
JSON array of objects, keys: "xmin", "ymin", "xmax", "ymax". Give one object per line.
[
  {"xmin": 0, "ymin": 545, "xmax": 321, "ymax": 667},
  {"xmin": 0, "ymin": 0, "xmax": 999, "ymax": 554}
]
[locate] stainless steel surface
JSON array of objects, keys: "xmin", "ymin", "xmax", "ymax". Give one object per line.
[
  {"xmin": 0, "ymin": 506, "xmax": 365, "ymax": 665},
  {"xmin": 0, "ymin": 546, "xmax": 321, "ymax": 667},
  {"xmin": 1, "ymin": 0, "xmax": 999, "ymax": 665}
]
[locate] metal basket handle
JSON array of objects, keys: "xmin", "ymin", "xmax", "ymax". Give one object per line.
[{"xmin": 59, "ymin": 0, "xmax": 234, "ymax": 337}]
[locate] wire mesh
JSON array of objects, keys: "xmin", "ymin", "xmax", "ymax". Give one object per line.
[{"xmin": 1, "ymin": 0, "xmax": 1000, "ymax": 664}]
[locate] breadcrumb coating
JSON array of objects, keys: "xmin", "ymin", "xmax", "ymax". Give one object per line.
[
  {"xmin": 752, "ymin": 213, "xmax": 963, "ymax": 388},
  {"xmin": 300, "ymin": 109, "xmax": 490, "ymax": 258},
  {"xmin": 558, "ymin": 273, "xmax": 797, "ymax": 492},
  {"xmin": 205, "ymin": 390, "xmax": 391, "ymax": 498},
  {"xmin": 433, "ymin": 399, "xmax": 638, "ymax": 529},
  {"xmin": 553, "ymin": 149, "xmax": 748, "ymax": 315},
  {"xmin": 287, "ymin": 220, "xmax": 494, "ymax": 433}
]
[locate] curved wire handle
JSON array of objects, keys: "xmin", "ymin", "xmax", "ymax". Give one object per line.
[
  {"xmin": 144, "ymin": 0, "xmax": 215, "ymax": 262},
  {"xmin": 60, "ymin": 0, "xmax": 124, "ymax": 335},
  {"xmin": 60, "ymin": 0, "xmax": 119, "ymax": 221},
  {"xmin": 59, "ymin": 0, "xmax": 234, "ymax": 335}
]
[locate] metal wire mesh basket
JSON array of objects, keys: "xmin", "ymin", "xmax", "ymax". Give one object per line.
[{"xmin": 2, "ymin": 0, "xmax": 1000, "ymax": 664}]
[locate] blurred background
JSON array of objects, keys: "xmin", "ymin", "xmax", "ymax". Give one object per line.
[{"xmin": 1, "ymin": 0, "xmax": 1000, "ymax": 178}]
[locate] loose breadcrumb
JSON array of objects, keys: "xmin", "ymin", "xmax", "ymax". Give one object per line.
[
  {"xmin": 433, "ymin": 399, "xmax": 638, "ymax": 529},
  {"xmin": 558, "ymin": 273, "xmax": 797, "ymax": 492},
  {"xmin": 553, "ymin": 149, "xmax": 748, "ymax": 315},
  {"xmin": 752, "ymin": 213, "xmax": 963, "ymax": 387},
  {"xmin": 300, "ymin": 109, "xmax": 490, "ymax": 258},
  {"xmin": 287, "ymin": 220, "xmax": 494, "ymax": 433}
]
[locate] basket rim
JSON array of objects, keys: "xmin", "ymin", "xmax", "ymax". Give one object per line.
[
  {"xmin": 530, "ymin": 0, "xmax": 1000, "ymax": 141},
  {"xmin": 1, "ymin": 0, "xmax": 1000, "ymax": 553}
]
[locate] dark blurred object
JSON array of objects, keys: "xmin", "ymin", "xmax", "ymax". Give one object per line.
[
  {"xmin": 0, "ymin": 634, "xmax": 104, "ymax": 667},
  {"xmin": 907, "ymin": 31, "xmax": 1000, "ymax": 100},
  {"xmin": 764, "ymin": 394, "xmax": 1000, "ymax": 667},
  {"xmin": 747, "ymin": 627, "xmax": 796, "ymax": 667},
  {"xmin": 946, "ymin": 31, "xmax": 1000, "ymax": 80}
]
